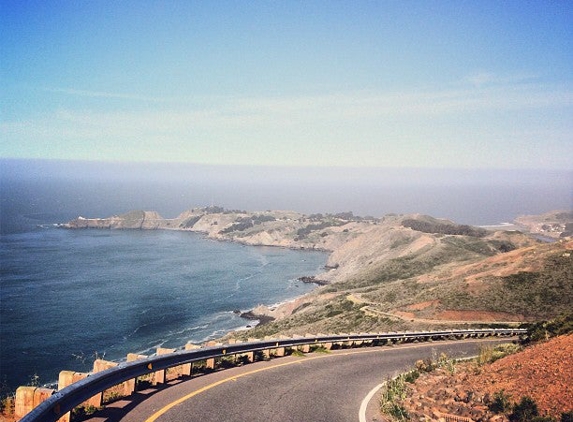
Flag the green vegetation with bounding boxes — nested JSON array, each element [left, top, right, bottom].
[[0, 378, 15, 418], [523, 312, 573, 344], [219, 217, 254, 234], [380, 353, 459, 421], [486, 392, 572, 422], [179, 215, 202, 228], [488, 389, 513, 413], [477, 343, 521, 366], [295, 220, 343, 240], [290, 349, 306, 357], [509, 396, 541, 422], [380, 374, 410, 421], [119, 210, 145, 224], [219, 214, 277, 234], [441, 253, 573, 319], [402, 218, 488, 237]]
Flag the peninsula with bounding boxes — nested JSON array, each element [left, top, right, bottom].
[[64, 208, 573, 336]]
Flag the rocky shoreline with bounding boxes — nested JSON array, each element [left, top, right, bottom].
[[238, 310, 276, 326], [62, 207, 573, 334], [297, 275, 329, 286]]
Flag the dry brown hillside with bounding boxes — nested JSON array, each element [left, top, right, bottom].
[[394, 334, 573, 421], [238, 232, 572, 339], [64, 208, 573, 337]]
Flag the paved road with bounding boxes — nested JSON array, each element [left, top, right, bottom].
[[89, 339, 509, 422]]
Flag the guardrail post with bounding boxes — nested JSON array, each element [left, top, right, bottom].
[[184, 344, 200, 375], [15, 386, 36, 420], [204, 341, 223, 369], [126, 353, 147, 394], [294, 335, 310, 353], [351, 333, 363, 346], [253, 337, 270, 359], [229, 339, 254, 363], [15, 386, 56, 420], [161, 347, 189, 381], [154, 348, 176, 384], [94, 358, 136, 403], [316, 333, 333, 350], [57, 370, 93, 422], [337, 333, 353, 347], [276, 336, 289, 357]]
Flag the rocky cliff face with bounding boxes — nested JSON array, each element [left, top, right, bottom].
[[65, 210, 166, 230], [63, 207, 542, 287]]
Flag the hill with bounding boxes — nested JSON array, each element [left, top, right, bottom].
[[394, 333, 572, 421], [64, 208, 573, 337]]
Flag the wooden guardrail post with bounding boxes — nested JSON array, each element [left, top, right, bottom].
[[126, 353, 147, 394], [56, 370, 92, 422], [153, 348, 176, 384], [204, 341, 223, 369], [93, 358, 136, 403], [276, 335, 290, 356], [294, 335, 311, 353], [184, 344, 200, 375], [316, 333, 333, 350], [14, 386, 56, 421]]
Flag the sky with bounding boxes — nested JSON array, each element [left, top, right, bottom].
[[1, 0, 572, 170]]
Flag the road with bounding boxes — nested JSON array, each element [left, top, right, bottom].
[[87, 338, 509, 422]]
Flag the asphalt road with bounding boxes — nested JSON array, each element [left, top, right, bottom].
[[89, 338, 510, 422]]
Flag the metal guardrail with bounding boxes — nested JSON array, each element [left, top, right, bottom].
[[20, 328, 526, 422]]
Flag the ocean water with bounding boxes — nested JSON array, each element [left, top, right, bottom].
[[0, 228, 326, 391], [1, 160, 571, 391]]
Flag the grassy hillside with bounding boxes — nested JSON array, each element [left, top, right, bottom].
[[65, 207, 572, 337], [235, 232, 572, 340]]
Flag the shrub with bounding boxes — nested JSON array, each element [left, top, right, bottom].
[[403, 369, 420, 383], [509, 396, 539, 422], [402, 218, 487, 237], [525, 312, 573, 343], [477, 345, 494, 366], [380, 375, 409, 421], [415, 358, 436, 372], [488, 389, 512, 413]]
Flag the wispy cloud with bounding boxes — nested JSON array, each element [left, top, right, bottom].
[[3, 80, 572, 167], [41, 87, 174, 103], [462, 71, 540, 87]]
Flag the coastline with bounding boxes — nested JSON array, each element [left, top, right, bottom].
[[59, 208, 573, 339]]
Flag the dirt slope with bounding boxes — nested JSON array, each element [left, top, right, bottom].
[[399, 335, 573, 421]]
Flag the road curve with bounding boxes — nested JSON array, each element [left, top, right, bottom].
[[88, 339, 510, 422]]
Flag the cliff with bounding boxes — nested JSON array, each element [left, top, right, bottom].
[[64, 207, 572, 335], [66, 210, 166, 230]]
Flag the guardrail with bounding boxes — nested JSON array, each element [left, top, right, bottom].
[[19, 328, 526, 422]]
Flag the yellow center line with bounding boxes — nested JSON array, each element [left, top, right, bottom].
[[145, 340, 484, 421], [145, 348, 384, 422]]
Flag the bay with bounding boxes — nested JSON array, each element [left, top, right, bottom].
[[0, 228, 326, 391]]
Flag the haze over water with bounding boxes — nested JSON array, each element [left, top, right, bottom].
[[3, 159, 572, 234]]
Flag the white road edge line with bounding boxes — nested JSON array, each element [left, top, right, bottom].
[[359, 382, 384, 422], [358, 353, 482, 422]]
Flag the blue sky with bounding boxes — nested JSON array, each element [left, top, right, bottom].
[[2, 0, 572, 169]]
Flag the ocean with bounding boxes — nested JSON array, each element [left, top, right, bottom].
[[1, 159, 571, 391], [0, 228, 326, 391]]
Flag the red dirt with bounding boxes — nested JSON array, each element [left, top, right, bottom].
[[399, 335, 573, 421], [435, 310, 526, 322]]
